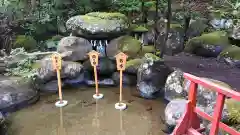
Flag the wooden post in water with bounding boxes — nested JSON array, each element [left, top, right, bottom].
[[88, 50, 104, 99], [51, 53, 68, 107], [115, 52, 128, 110]]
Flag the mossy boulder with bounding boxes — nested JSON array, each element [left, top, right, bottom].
[[66, 12, 130, 39], [57, 36, 92, 62], [218, 45, 240, 68], [126, 58, 143, 69], [170, 23, 182, 29], [124, 53, 161, 75], [225, 98, 240, 124], [131, 24, 148, 33], [137, 60, 173, 99], [142, 45, 155, 53], [13, 35, 37, 51], [143, 53, 161, 62], [125, 58, 143, 74], [164, 69, 231, 108], [185, 31, 229, 57], [106, 36, 142, 59], [219, 45, 240, 60], [83, 57, 116, 76]]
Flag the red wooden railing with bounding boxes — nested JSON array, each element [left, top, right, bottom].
[[171, 73, 240, 135]]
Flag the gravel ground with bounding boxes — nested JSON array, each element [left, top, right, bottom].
[[164, 53, 240, 91]]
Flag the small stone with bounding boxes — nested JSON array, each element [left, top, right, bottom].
[[146, 106, 152, 111], [127, 99, 134, 103]]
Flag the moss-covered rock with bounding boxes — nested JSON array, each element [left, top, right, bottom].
[[86, 12, 127, 20], [125, 58, 143, 74], [219, 45, 240, 60], [185, 31, 229, 51], [142, 45, 155, 54], [106, 36, 142, 59], [126, 58, 143, 69], [57, 36, 92, 61], [165, 69, 232, 107], [83, 57, 116, 76], [185, 31, 230, 57], [143, 53, 162, 62], [66, 12, 129, 39], [170, 23, 182, 29], [225, 98, 240, 124], [131, 24, 148, 33], [13, 35, 37, 51]]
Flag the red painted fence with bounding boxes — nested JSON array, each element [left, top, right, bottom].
[[171, 73, 240, 135]]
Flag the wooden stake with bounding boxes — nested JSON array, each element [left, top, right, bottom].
[[115, 52, 128, 110], [94, 66, 99, 96], [52, 53, 68, 107], [56, 69, 63, 103], [88, 50, 103, 100], [119, 70, 123, 103]]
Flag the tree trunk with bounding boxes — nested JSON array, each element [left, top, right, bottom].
[[31, 0, 37, 10], [160, 0, 171, 58], [154, 0, 159, 54]]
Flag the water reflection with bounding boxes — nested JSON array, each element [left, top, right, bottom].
[[58, 107, 66, 135], [119, 110, 126, 135], [8, 88, 165, 135], [92, 99, 100, 135]]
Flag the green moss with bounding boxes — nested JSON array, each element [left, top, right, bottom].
[[79, 12, 129, 30], [118, 36, 142, 58], [226, 98, 240, 124], [170, 23, 182, 29], [156, 50, 161, 55], [142, 45, 155, 53], [144, 53, 162, 61], [125, 58, 143, 69], [137, 45, 156, 58], [31, 62, 41, 69], [185, 31, 229, 52], [13, 35, 37, 51], [132, 25, 148, 32], [81, 15, 106, 23], [219, 45, 240, 60], [86, 12, 127, 20]]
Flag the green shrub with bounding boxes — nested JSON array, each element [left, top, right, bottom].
[[13, 35, 37, 51]]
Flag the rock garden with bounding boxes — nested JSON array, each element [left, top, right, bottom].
[[0, 0, 240, 134]]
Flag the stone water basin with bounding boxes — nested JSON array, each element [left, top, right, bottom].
[[8, 87, 166, 135]]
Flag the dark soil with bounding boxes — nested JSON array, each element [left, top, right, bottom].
[[164, 53, 240, 91]]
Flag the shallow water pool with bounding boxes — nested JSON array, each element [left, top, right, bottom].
[[8, 87, 166, 135]]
